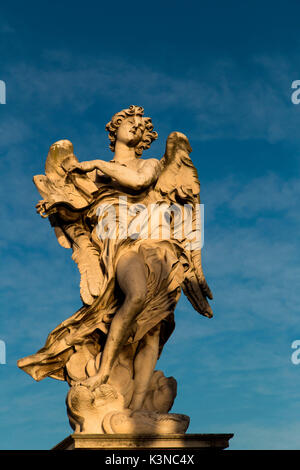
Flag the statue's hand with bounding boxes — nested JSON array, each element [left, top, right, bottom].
[[62, 160, 84, 173]]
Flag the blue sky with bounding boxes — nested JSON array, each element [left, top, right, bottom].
[[1, 0, 300, 449]]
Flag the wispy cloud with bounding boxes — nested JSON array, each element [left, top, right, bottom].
[[3, 51, 300, 143]]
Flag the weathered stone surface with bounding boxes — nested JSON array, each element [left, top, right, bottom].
[[53, 433, 234, 450]]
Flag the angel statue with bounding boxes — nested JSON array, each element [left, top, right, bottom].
[[18, 105, 213, 435]]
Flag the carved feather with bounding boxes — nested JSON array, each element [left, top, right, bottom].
[[155, 132, 200, 204], [155, 131, 213, 317], [71, 240, 103, 306]]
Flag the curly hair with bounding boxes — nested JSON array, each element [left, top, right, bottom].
[[105, 105, 158, 157]]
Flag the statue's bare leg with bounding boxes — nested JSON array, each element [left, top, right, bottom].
[[129, 324, 160, 411], [84, 250, 147, 389]]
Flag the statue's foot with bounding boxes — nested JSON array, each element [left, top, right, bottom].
[[76, 373, 109, 390]]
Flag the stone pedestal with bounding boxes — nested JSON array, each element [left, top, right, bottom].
[[52, 433, 234, 450]]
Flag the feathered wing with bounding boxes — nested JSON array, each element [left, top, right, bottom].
[[34, 140, 103, 306], [71, 235, 103, 306], [154, 131, 213, 318]]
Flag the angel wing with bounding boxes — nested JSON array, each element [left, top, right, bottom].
[[69, 229, 103, 306], [34, 139, 99, 216], [34, 139, 102, 305], [154, 131, 213, 318]]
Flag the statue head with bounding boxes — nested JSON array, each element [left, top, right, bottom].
[[105, 105, 158, 158]]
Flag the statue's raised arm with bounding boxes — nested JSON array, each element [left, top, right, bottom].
[[68, 157, 161, 191]]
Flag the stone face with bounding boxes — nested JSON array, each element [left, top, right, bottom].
[[17, 105, 214, 435]]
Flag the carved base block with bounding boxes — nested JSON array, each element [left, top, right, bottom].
[[52, 433, 234, 450]]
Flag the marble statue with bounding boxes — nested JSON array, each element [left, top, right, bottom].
[[18, 105, 213, 435]]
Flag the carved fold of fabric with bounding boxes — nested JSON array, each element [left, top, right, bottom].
[[17, 240, 182, 382]]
